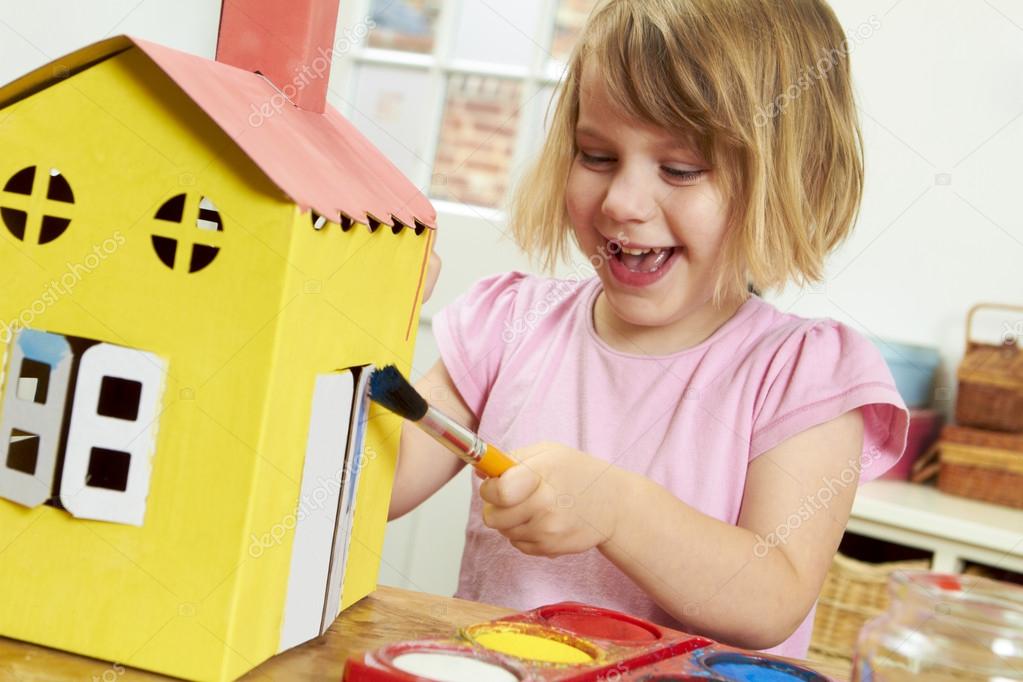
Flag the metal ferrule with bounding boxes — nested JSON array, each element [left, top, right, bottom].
[[418, 406, 486, 465]]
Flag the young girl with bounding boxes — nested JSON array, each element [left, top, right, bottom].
[[390, 0, 908, 659]]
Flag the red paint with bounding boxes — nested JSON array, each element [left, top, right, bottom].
[[216, 0, 340, 113], [132, 37, 436, 229], [538, 605, 662, 643], [933, 575, 962, 591]]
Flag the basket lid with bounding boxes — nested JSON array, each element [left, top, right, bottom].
[[958, 342, 1023, 390]]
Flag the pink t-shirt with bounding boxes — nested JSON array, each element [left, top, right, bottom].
[[432, 272, 909, 658]]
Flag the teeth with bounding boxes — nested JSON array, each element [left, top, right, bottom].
[[619, 246, 668, 255]]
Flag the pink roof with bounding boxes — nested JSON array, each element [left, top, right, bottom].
[[0, 35, 436, 230]]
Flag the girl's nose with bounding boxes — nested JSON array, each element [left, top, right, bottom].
[[601, 166, 656, 225]]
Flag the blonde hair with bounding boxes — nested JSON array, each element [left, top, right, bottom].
[[510, 0, 865, 305]]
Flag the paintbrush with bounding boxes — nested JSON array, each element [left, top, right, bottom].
[[368, 364, 516, 478]]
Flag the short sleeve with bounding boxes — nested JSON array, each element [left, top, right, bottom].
[[749, 321, 910, 483], [431, 271, 527, 420]]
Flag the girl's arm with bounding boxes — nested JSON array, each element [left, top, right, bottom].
[[387, 358, 472, 521], [480, 409, 864, 650]]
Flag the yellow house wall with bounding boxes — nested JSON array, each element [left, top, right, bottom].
[[0, 49, 298, 681], [226, 210, 432, 677]]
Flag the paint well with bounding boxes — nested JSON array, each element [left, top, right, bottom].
[[392, 652, 519, 682], [543, 610, 660, 643], [472, 630, 594, 664], [703, 653, 826, 682]]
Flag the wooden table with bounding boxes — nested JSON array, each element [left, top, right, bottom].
[[0, 586, 850, 680]]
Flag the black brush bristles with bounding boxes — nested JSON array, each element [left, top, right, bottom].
[[369, 365, 429, 421]]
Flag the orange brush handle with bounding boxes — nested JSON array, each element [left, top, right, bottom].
[[476, 444, 517, 478]]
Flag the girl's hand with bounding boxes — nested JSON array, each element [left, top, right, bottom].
[[422, 249, 441, 303], [478, 442, 626, 558]]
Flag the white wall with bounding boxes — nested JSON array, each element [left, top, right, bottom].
[[0, 1, 222, 72], [2, 0, 1020, 598]]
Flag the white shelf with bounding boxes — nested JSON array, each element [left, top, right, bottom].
[[848, 480, 1023, 574]]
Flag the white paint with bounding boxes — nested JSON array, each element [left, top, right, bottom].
[[60, 342, 167, 526], [392, 652, 519, 682], [16, 377, 37, 401], [0, 330, 73, 509], [279, 371, 354, 652], [322, 364, 374, 627]]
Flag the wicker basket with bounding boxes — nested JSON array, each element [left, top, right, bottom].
[[913, 425, 1023, 509], [808, 552, 930, 664], [956, 303, 1023, 433]]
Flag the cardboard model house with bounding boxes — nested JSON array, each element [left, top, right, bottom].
[[0, 2, 435, 680]]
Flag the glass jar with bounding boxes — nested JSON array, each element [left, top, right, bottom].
[[853, 571, 1023, 681]]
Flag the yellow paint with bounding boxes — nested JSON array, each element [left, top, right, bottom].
[[472, 630, 594, 665], [0, 43, 429, 682]]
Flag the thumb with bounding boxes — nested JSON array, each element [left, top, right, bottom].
[[480, 464, 541, 507]]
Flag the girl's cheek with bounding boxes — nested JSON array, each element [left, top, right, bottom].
[[565, 182, 588, 229]]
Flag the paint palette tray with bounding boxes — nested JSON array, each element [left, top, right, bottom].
[[343, 601, 833, 681]]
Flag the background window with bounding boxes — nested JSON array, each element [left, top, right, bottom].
[[430, 75, 523, 209], [550, 0, 599, 66], [338, 0, 594, 212], [367, 0, 443, 54], [350, 64, 435, 181]]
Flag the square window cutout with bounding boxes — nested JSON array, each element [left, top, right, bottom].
[[97, 376, 142, 421]]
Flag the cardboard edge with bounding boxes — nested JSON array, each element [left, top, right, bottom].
[[0, 35, 134, 111]]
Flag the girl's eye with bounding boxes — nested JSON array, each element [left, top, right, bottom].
[[578, 151, 705, 183], [579, 151, 613, 166], [662, 167, 704, 183]]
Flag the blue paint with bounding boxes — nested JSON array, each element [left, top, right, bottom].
[[703, 653, 825, 682], [17, 329, 69, 367]]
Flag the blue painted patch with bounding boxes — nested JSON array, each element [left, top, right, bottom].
[[703, 653, 825, 682], [16, 329, 70, 367]]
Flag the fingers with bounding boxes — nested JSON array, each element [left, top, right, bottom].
[[482, 500, 535, 531], [479, 465, 541, 507]]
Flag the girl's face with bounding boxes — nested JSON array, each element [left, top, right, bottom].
[[566, 62, 739, 342]]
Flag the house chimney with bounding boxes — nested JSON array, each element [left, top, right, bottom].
[[216, 0, 341, 114]]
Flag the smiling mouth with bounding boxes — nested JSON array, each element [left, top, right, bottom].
[[604, 237, 684, 274]]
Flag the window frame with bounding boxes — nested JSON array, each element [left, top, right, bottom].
[[334, 0, 572, 215]]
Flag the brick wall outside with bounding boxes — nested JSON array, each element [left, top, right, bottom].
[[430, 74, 522, 208], [366, 0, 599, 208]]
